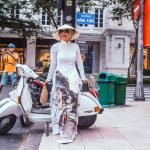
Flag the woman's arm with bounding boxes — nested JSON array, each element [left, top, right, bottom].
[[46, 45, 57, 82], [75, 44, 86, 80]]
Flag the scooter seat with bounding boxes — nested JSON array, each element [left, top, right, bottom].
[[31, 106, 50, 114], [35, 102, 50, 109]]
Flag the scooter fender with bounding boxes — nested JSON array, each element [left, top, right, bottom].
[[0, 98, 21, 118], [79, 92, 102, 117]]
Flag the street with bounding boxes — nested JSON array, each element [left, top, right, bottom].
[[0, 85, 29, 150], [0, 84, 44, 150]]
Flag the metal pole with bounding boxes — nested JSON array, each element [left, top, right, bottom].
[[62, 0, 76, 28], [134, 0, 145, 101]]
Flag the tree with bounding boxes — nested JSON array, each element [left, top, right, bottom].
[[0, 0, 39, 37], [0, 0, 106, 38], [0, 0, 41, 37], [0, 1, 80, 37]]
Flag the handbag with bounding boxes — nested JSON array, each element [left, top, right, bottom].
[[82, 82, 89, 92], [46, 81, 53, 92], [40, 85, 48, 105]]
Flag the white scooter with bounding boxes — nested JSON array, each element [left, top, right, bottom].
[[0, 63, 103, 135]]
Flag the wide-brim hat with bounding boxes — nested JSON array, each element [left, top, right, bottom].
[[52, 24, 80, 41]]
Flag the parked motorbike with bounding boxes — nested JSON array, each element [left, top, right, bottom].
[[0, 63, 103, 135]]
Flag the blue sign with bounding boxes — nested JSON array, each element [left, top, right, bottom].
[[76, 13, 95, 25]]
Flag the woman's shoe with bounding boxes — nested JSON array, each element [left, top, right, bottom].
[[52, 124, 59, 135], [56, 137, 74, 144]]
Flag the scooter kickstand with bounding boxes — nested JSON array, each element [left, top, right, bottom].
[[45, 122, 50, 136]]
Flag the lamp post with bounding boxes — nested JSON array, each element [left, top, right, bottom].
[[134, 0, 145, 101], [57, 0, 76, 28], [0, 3, 3, 16]]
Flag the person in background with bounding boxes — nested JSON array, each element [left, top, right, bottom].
[[45, 24, 88, 144], [0, 43, 19, 93]]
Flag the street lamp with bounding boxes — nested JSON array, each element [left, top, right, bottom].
[[0, 3, 4, 16], [57, 0, 76, 28]]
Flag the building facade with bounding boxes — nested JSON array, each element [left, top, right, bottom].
[[1, 2, 149, 77]]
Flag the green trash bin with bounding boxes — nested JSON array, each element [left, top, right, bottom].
[[97, 72, 116, 107], [115, 75, 127, 105]]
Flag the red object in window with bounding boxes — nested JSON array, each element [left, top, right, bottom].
[[144, 0, 150, 48], [133, 0, 140, 21]]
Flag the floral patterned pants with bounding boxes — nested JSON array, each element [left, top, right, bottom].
[[50, 71, 79, 142]]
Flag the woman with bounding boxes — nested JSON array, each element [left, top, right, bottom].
[[46, 24, 88, 144]]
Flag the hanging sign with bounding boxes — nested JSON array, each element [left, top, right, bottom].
[[76, 13, 95, 25], [133, 0, 140, 21]]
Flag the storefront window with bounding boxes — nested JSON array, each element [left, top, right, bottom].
[[143, 48, 150, 75], [78, 42, 93, 74], [36, 49, 50, 67], [130, 44, 150, 75], [144, 48, 150, 70], [36, 39, 56, 68]]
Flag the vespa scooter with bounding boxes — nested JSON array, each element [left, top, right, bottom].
[[0, 63, 103, 135]]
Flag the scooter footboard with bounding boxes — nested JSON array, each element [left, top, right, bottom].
[[0, 98, 21, 118], [79, 92, 102, 117]]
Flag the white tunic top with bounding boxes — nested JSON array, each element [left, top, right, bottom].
[[47, 40, 86, 93]]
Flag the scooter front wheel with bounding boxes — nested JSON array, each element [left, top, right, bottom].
[[20, 114, 32, 127], [0, 115, 16, 134], [78, 115, 97, 129]]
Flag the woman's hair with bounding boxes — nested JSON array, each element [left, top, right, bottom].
[[70, 29, 75, 37]]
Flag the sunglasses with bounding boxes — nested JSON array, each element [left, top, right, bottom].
[[59, 29, 70, 34]]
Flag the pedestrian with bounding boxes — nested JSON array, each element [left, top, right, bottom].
[[0, 43, 19, 93], [45, 24, 88, 144]]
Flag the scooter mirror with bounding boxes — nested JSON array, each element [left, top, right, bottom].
[[36, 61, 43, 68]]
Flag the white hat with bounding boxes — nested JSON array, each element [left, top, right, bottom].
[[52, 24, 80, 41]]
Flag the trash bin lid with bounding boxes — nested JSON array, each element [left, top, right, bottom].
[[116, 75, 127, 83], [98, 72, 116, 82]]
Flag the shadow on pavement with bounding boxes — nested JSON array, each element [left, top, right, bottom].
[[0, 84, 13, 100]]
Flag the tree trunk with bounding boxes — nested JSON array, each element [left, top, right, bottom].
[[127, 28, 138, 79]]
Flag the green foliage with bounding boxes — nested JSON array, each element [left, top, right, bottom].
[[104, 0, 133, 20], [0, 0, 136, 38], [0, 16, 40, 37], [0, 0, 106, 37], [0, 0, 61, 37], [0, 0, 41, 37]]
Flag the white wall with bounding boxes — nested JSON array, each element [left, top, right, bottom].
[[101, 33, 130, 77]]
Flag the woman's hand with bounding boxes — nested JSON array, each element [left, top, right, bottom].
[[82, 79, 88, 84], [45, 79, 49, 85]]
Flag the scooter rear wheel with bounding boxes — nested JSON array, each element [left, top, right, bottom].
[[0, 115, 16, 134], [78, 115, 97, 129]]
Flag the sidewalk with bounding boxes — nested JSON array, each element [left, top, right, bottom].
[[39, 100, 150, 150]]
